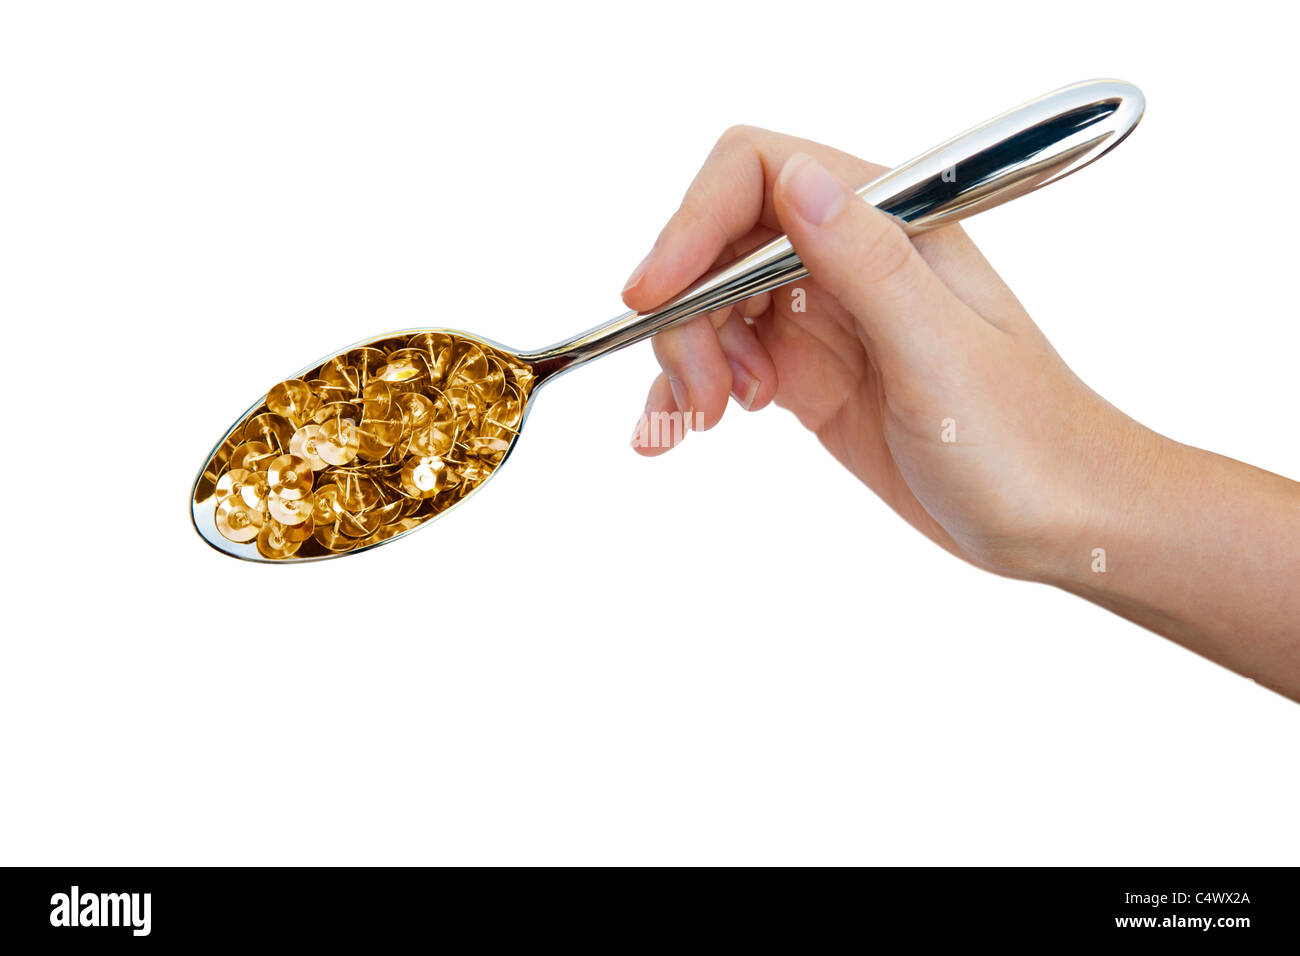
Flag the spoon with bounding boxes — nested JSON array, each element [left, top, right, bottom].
[[192, 78, 1144, 562]]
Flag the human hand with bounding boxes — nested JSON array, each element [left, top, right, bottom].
[[623, 126, 1156, 580]]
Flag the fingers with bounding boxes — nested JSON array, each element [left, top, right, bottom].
[[630, 373, 681, 458], [772, 153, 978, 368], [621, 126, 887, 313], [651, 310, 732, 431], [630, 315, 779, 458], [646, 303, 778, 425], [622, 128, 869, 453], [621, 130, 765, 312], [715, 313, 777, 411]]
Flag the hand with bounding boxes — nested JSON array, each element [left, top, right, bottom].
[[622, 126, 1153, 578], [622, 126, 1300, 699]]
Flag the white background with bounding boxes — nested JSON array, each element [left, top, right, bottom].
[[2, 1, 1297, 865]]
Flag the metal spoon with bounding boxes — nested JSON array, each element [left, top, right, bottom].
[[192, 78, 1144, 562]]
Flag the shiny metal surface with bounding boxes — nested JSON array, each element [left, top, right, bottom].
[[523, 79, 1143, 382], [195, 79, 1143, 562]]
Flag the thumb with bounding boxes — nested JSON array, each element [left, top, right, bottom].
[[773, 152, 971, 361]]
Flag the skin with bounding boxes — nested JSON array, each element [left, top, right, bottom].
[[624, 126, 1300, 701]]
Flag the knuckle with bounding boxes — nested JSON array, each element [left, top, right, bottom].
[[680, 194, 734, 248], [856, 213, 914, 288], [717, 124, 757, 148]]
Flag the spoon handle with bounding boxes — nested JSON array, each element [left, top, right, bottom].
[[523, 79, 1144, 383]]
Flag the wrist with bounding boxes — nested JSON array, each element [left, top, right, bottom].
[[1027, 405, 1174, 592]]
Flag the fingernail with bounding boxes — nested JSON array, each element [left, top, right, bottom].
[[781, 153, 845, 226], [622, 246, 655, 295], [728, 360, 761, 411], [668, 377, 691, 419]]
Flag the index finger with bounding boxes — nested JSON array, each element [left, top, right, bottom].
[[621, 126, 889, 313]]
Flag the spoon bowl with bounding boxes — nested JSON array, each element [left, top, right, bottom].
[[191, 328, 538, 562]]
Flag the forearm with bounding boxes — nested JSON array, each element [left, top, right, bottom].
[[1038, 425, 1300, 700]]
